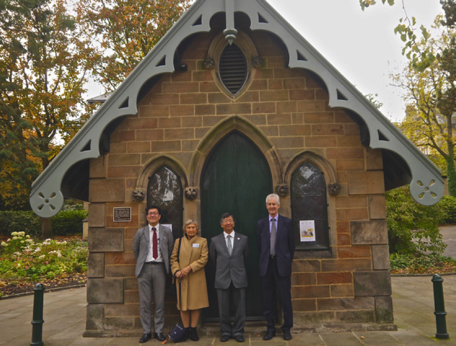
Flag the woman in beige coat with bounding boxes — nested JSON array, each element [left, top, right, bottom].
[[170, 219, 209, 341]]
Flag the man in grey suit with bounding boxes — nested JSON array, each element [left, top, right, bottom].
[[210, 212, 249, 343], [133, 206, 174, 343]]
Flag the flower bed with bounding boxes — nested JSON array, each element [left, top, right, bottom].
[[390, 253, 456, 275], [0, 232, 88, 298]]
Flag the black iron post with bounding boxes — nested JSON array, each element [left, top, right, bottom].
[[431, 274, 449, 339], [30, 283, 45, 346]]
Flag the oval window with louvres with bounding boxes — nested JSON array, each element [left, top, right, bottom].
[[219, 44, 248, 95]]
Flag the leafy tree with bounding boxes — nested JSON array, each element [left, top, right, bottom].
[[365, 93, 384, 109], [359, 0, 395, 11], [386, 186, 446, 254], [393, 7, 456, 196], [77, 0, 191, 92], [0, 0, 96, 210]]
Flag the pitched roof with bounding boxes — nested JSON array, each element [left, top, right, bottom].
[[30, 0, 443, 217]]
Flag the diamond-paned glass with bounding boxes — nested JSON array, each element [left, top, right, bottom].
[[291, 162, 329, 250], [147, 166, 182, 240]]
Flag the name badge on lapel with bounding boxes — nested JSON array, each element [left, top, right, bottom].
[[192, 244, 200, 248]]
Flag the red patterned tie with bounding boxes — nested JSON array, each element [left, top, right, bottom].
[[152, 227, 158, 259]]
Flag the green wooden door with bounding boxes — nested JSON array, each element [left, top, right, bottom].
[[201, 131, 272, 321]]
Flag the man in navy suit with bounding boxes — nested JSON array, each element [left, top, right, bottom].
[[210, 213, 249, 343], [256, 193, 295, 341]]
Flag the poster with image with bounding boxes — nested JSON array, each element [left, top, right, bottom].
[[300, 220, 316, 242]]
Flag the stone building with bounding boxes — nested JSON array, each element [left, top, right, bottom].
[[30, 0, 443, 337]]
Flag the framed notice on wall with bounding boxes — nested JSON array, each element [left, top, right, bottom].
[[299, 220, 316, 242], [113, 207, 131, 222]]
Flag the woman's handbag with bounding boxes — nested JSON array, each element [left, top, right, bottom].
[[169, 322, 186, 342]]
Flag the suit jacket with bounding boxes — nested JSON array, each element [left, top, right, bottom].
[[210, 232, 249, 289], [133, 224, 174, 277], [256, 215, 295, 278]]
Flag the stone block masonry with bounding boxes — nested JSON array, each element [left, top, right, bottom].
[[85, 28, 393, 334]]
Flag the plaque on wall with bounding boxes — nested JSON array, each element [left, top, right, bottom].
[[113, 207, 131, 222]]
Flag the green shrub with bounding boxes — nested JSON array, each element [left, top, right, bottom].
[[386, 186, 446, 254], [51, 210, 88, 236], [0, 208, 88, 237], [438, 195, 456, 224], [0, 211, 41, 237]]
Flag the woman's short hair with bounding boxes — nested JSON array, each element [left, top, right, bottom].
[[183, 219, 200, 235]]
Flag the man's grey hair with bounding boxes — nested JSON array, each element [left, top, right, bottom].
[[265, 193, 280, 204]]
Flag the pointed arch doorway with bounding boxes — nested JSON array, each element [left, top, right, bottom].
[[201, 130, 272, 321]]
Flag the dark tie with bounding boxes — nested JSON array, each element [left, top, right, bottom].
[[152, 227, 158, 259], [270, 219, 276, 256], [227, 235, 232, 255]]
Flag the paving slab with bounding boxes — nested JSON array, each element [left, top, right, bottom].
[[1, 275, 456, 345]]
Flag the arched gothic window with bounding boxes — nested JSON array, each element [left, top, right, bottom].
[[147, 166, 183, 240], [291, 162, 329, 251]]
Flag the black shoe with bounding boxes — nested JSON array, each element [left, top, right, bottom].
[[179, 328, 189, 342], [153, 332, 166, 341], [220, 334, 231, 342], [283, 330, 292, 340], [234, 335, 244, 342], [139, 333, 152, 343], [263, 330, 276, 340], [189, 327, 199, 341]]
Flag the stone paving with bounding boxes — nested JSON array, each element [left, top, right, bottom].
[[1, 275, 456, 345]]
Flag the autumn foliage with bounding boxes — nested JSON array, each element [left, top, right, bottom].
[[0, 0, 97, 209], [0, 0, 190, 210], [77, 0, 191, 91]]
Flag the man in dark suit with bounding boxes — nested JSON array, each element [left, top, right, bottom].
[[256, 193, 295, 341], [133, 206, 174, 343], [210, 212, 249, 343]]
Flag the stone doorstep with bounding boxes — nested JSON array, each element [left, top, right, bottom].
[[83, 329, 143, 337], [205, 322, 397, 334], [291, 323, 397, 333], [83, 323, 397, 338]]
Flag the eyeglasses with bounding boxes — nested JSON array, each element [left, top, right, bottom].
[[147, 212, 159, 216]]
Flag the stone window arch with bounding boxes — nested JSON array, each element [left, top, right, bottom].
[[133, 155, 188, 238], [147, 166, 183, 240], [285, 151, 337, 255], [291, 162, 329, 251]]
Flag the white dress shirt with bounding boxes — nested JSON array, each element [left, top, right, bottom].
[[146, 224, 163, 262], [224, 230, 235, 253]]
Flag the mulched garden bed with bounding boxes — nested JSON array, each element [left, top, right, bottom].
[[0, 273, 87, 298]]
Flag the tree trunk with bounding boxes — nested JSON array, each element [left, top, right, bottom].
[[41, 217, 53, 239], [446, 156, 456, 197]]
